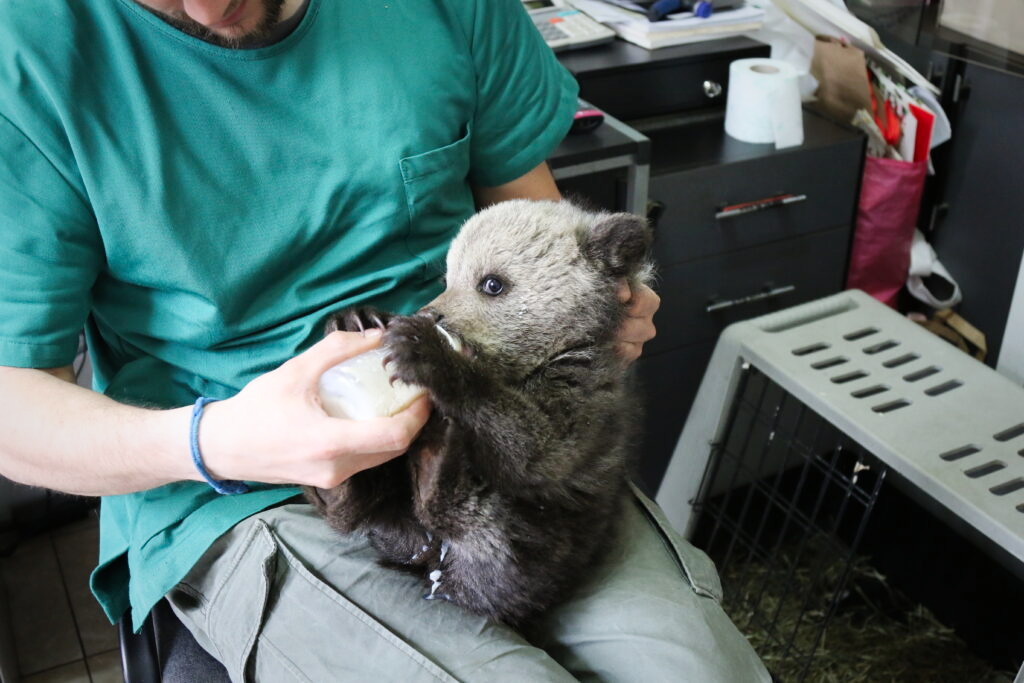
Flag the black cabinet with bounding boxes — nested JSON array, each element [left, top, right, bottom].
[[646, 125, 863, 266], [633, 341, 716, 492], [558, 37, 769, 118], [557, 41, 865, 492], [646, 226, 852, 354], [927, 62, 1024, 366]]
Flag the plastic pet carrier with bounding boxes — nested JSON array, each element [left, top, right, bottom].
[[655, 289, 1024, 681]]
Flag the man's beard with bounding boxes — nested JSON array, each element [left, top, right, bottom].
[[141, 0, 287, 49]]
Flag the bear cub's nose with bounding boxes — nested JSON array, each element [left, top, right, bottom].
[[419, 308, 444, 323]]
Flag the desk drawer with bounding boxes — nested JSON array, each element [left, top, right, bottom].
[[646, 227, 850, 355], [579, 60, 735, 121], [564, 38, 768, 121], [634, 341, 717, 492], [648, 142, 862, 266]]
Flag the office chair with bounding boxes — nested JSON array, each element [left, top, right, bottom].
[[119, 599, 230, 683]]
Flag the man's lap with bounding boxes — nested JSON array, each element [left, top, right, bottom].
[[167, 488, 770, 682]]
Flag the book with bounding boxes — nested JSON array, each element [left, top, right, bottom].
[[615, 17, 765, 49], [568, 0, 765, 49]]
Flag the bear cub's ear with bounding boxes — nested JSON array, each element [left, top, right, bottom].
[[582, 213, 651, 278]]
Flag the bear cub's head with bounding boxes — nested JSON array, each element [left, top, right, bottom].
[[422, 200, 653, 378]]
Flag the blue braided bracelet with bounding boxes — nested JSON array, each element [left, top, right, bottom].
[[190, 396, 250, 495]]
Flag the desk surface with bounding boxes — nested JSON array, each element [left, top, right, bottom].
[[549, 106, 650, 170], [639, 109, 864, 174], [557, 36, 768, 78]]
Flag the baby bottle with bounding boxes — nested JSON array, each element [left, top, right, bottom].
[[318, 325, 461, 420]]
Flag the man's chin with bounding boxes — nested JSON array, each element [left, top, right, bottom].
[[136, 0, 285, 49], [206, 22, 268, 48]]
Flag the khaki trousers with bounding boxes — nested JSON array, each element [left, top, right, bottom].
[[168, 487, 770, 682]]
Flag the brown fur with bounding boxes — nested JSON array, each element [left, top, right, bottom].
[[305, 200, 653, 625]]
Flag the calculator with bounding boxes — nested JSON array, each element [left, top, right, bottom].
[[522, 0, 616, 52]]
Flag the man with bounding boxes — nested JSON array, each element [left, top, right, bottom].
[[0, 0, 769, 679]]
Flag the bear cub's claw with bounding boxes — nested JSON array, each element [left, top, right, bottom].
[[383, 315, 454, 391], [325, 306, 392, 335]]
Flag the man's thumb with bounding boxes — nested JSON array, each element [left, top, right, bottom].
[[298, 329, 384, 377]]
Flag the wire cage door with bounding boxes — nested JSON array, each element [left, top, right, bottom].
[[689, 362, 887, 680]]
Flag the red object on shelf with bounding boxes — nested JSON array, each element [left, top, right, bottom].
[[908, 102, 935, 163], [868, 78, 902, 146]]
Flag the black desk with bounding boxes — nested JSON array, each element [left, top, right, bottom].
[[559, 37, 768, 120], [552, 38, 867, 494], [549, 103, 650, 216]]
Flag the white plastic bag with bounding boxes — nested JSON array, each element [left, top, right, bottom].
[[906, 229, 963, 309]]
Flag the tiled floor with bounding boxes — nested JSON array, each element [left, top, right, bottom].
[[0, 512, 123, 682]]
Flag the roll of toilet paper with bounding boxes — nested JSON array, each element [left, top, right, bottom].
[[724, 58, 804, 150]]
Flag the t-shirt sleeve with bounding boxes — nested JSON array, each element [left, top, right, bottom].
[[462, 0, 580, 188], [0, 112, 101, 368]]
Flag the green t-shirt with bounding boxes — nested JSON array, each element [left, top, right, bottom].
[[0, 0, 578, 630]]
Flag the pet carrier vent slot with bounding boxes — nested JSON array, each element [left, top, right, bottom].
[[940, 445, 980, 461], [872, 399, 911, 414], [851, 385, 888, 399], [864, 340, 899, 354], [811, 356, 848, 370], [793, 343, 830, 356], [831, 371, 868, 384], [990, 478, 1024, 496], [843, 327, 879, 341], [882, 353, 919, 368], [1017, 504, 1024, 513], [965, 461, 1007, 478], [904, 366, 941, 382], [924, 380, 963, 397], [993, 423, 1024, 442]]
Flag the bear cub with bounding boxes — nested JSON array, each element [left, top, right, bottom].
[[306, 199, 653, 625]]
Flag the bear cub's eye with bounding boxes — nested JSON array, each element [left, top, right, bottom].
[[478, 275, 505, 297]]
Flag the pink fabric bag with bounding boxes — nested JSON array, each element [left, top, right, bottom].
[[846, 156, 928, 307]]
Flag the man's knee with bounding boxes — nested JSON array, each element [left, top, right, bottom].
[[529, 488, 772, 682]]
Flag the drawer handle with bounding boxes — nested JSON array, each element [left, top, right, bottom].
[[714, 193, 807, 220], [706, 285, 796, 313], [703, 80, 723, 98]]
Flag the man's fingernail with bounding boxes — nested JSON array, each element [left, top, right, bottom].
[[364, 328, 383, 338]]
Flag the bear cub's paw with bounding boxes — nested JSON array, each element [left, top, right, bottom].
[[383, 315, 462, 397]]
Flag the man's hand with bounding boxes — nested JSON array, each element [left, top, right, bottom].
[[471, 164, 658, 363], [198, 329, 431, 489], [615, 280, 659, 363]]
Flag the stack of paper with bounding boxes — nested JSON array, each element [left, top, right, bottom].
[[772, 0, 938, 93], [568, 0, 765, 50]]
